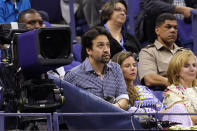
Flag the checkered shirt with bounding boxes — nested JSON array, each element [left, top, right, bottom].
[[64, 58, 129, 101], [173, 0, 186, 20]]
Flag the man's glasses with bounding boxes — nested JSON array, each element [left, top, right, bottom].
[[114, 7, 127, 14]]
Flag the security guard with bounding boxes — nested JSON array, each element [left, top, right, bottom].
[[138, 13, 185, 91]]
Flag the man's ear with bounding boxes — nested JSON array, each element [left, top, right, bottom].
[[155, 26, 159, 36], [86, 48, 91, 56]]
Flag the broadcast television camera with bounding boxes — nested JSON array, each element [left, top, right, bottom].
[[0, 23, 73, 113]]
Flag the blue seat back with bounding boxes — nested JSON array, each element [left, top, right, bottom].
[[63, 61, 80, 71], [126, 0, 141, 34], [152, 91, 163, 103], [43, 21, 52, 27], [63, 43, 82, 71], [177, 19, 193, 50], [30, 0, 63, 23], [191, 9, 197, 56], [73, 43, 82, 62], [177, 9, 197, 56]]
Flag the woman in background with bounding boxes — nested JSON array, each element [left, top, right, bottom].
[[112, 51, 164, 113], [99, 0, 140, 58], [162, 50, 197, 127]]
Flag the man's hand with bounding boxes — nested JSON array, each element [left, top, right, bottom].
[[113, 98, 128, 110], [175, 6, 193, 18], [182, 6, 193, 18]]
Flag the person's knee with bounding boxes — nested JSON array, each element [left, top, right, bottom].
[[81, 0, 96, 5]]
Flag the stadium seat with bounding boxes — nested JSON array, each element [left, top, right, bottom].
[[75, 19, 89, 36], [126, 0, 141, 34], [43, 21, 52, 27], [191, 9, 197, 56], [177, 19, 193, 50], [133, 0, 141, 20], [153, 91, 164, 103], [30, 0, 63, 23], [177, 9, 197, 56], [73, 43, 82, 62], [63, 43, 82, 71], [64, 61, 80, 71]]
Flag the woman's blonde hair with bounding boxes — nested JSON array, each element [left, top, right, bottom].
[[167, 50, 197, 86], [112, 51, 138, 106]]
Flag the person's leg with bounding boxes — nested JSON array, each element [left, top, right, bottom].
[[80, 0, 104, 27], [60, 0, 79, 24], [162, 104, 193, 128]]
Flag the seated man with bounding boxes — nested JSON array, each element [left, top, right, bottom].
[[18, 8, 65, 79], [138, 13, 185, 91], [64, 26, 129, 110], [18, 8, 45, 30], [0, 0, 31, 24]]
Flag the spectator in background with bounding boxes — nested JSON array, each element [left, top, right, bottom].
[[60, 0, 104, 28], [95, 0, 140, 59], [64, 26, 129, 110], [18, 8, 44, 30], [138, 13, 184, 91], [0, 0, 31, 24], [112, 51, 165, 113], [162, 50, 197, 128], [135, 0, 197, 44]]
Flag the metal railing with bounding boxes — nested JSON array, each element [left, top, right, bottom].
[[0, 112, 52, 131], [0, 112, 197, 130], [52, 112, 197, 131]]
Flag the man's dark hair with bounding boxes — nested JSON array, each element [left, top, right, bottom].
[[81, 26, 111, 61], [100, 0, 127, 24], [155, 13, 177, 27], [18, 8, 40, 23]]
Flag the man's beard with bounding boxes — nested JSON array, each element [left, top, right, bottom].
[[100, 53, 110, 64]]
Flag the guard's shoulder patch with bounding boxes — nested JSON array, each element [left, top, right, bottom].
[[181, 47, 190, 50], [144, 44, 155, 49], [176, 47, 190, 52]]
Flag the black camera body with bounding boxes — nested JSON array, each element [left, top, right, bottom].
[[0, 23, 73, 113]]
